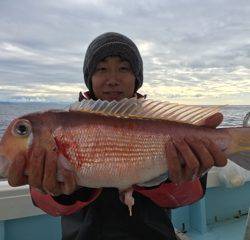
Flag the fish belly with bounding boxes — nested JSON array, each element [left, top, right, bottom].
[[53, 124, 168, 189]]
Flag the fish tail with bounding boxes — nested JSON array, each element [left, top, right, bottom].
[[226, 127, 250, 170]]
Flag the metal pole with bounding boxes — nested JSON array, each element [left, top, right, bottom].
[[244, 208, 250, 240]]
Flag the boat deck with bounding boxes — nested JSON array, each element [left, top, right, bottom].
[[186, 216, 247, 240], [171, 174, 250, 240]]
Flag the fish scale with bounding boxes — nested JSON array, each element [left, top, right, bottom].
[[53, 123, 167, 189]]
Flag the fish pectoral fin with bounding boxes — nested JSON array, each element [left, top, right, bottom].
[[137, 172, 169, 187], [229, 151, 250, 171], [56, 154, 75, 183]]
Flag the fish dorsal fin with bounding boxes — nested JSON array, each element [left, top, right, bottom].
[[69, 98, 221, 126]]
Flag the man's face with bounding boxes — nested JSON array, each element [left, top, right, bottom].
[[91, 56, 136, 101]]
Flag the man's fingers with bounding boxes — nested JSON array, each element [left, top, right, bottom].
[[60, 170, 77, 195], [43, 149, 61, 195], [173, 139, 199, 181], [202, 112, 223, 128], [165, 139, 182, 183], [28, 148, 46, 189], [185, 137, 214, 176], [202, 139, 227, 167], [8, 154, 28, 186]]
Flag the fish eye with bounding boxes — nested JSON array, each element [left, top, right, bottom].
[[12, 119, 31, 137]]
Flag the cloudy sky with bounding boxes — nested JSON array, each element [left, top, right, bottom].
[[0, 0, 249, 105]]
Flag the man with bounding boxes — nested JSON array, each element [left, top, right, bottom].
[[8, 32, 227, 240]]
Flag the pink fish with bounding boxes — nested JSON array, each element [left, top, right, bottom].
[[0, 99, 249, 214]]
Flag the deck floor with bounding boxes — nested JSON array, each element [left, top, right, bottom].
[[185, 216, 247, 240]]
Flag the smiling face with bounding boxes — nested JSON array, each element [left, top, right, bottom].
[[91, 56, 136, 101]]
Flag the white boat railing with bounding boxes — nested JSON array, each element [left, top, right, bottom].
[[0, 181, 44, 220]]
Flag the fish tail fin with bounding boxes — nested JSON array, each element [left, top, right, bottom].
[[227, 127, 250, 170]]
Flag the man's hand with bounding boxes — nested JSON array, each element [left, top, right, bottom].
[[166, 113, 228, 183], [7, 137, 77, 196]]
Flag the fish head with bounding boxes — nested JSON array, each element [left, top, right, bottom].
[[0, 118, 33, 177]]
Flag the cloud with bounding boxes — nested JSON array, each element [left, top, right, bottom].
[[0, 0, 249, 104]]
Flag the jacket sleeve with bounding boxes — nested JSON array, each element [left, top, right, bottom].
[[30, 187, 102, 216], [134, 174, 207, 209]]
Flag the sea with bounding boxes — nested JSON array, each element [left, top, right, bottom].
[[0, 102, 68, 137], [0, 102, 249, 138]]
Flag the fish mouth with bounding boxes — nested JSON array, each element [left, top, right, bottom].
[[0, 154, 9, 178]]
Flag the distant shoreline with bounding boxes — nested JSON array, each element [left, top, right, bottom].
[[0, 101, 249, 107], [0, 101, 70, 105]]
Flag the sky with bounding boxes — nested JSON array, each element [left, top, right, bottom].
[[0, 0, 249, 105]]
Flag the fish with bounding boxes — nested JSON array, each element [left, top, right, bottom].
[[0, 98, 249, 215]]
